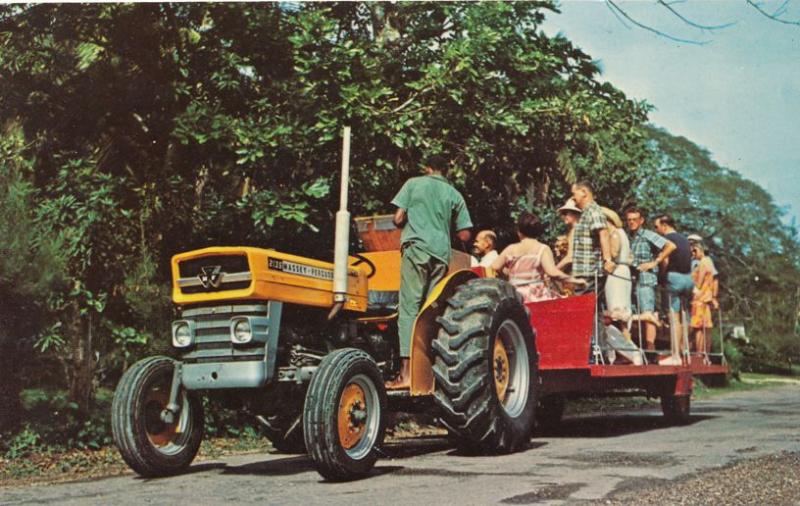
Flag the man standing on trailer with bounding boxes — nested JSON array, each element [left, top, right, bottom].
[[654, 214, 694, 365], [570, 180, 614, 293], [388, 154, 473, 389], [625, 206, 676, 351]]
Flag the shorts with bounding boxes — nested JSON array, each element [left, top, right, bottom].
[[665, 271, 694, 313], [634, 283, 656, 313]]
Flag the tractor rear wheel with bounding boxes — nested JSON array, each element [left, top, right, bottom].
[[303, 348, 387, 481], [111, 356, 204, 477], [432, 278, 538, 454]]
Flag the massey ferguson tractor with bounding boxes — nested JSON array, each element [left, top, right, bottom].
[[111, 128, 537, 481], [111, 129, 726, 481]]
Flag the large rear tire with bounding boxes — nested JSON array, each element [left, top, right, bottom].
[[432, 278, 538, 453], [111, 356, 204, 477], [303, 348, 387, 481]]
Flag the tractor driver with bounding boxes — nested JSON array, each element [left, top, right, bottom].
[[387, 154, 473, 389]]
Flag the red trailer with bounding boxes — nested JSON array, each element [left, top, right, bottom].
[[528, 293, 728, 425]]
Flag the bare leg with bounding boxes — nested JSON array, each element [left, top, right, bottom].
[[672, 311, 683, 357], [644, 321, 656, 351], [386, 358, 411, 390], [694, 328, 705, 354], [658, 311, 684, 366]]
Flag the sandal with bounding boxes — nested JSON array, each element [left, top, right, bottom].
[[658, 355, 682, 366]]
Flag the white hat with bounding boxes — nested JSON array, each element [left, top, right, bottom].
[[687, 233, 703, 243], [601, 207, 623, 228], [558, 198, 581, 214]]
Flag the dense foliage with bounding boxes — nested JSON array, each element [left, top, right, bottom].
[[636, 126, 800, 366], [1, 2, 797, 444]]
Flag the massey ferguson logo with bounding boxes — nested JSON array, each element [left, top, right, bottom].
[[198, 265, 223, 289]]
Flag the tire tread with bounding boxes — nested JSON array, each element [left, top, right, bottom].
[[431, 278, 538, 454]]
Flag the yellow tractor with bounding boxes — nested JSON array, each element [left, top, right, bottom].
[[111, 129, 538, 481]]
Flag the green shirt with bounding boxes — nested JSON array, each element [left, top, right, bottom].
[[391, 174, 472, 263]]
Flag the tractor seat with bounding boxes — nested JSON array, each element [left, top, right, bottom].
[[367, 290, 399, 315]]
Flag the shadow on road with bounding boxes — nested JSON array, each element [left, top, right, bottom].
[[444, 441, 548, 457], [222, 455, 315, 476], [137, 462, 227, 481], [178, 413, 717, 479], [211, 436, 452, 479], [536, 413, 715, 438]]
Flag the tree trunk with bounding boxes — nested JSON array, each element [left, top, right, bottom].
[[0, 342, 23, 432], [794, 287, 800, 335], [66, 304, 94, 418]]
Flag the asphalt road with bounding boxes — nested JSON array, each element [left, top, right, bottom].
[[3, 384, 799, 506]]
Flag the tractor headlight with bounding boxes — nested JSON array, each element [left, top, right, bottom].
[[231, 318, 252, 344], [172, 321, 194, 348]]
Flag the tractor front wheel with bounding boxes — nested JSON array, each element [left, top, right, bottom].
[[432, 278, 538, 454], [303, 348, 387, 481], [111, 356, 204, 477]]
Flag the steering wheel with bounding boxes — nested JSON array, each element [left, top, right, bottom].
[[351, 253, 377, 279]]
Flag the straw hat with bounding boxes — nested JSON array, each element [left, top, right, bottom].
[[601, 207, 623, 228], [557, 198, 581, 214]]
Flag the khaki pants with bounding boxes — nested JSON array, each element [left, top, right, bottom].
[[398, 243, 448, 357]]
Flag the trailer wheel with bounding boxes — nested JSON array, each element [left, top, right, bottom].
[[261, 412, 305, 454], [661, 394, 691, 425], [303, 348, 387, 481], [432, 278, 538, 454], [111, 356, 203, 477], [535, 395, 566, 431]]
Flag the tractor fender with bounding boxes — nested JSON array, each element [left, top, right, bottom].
[[409, 269, 479, 395]]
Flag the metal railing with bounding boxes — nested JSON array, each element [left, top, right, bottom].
[[592, 270, 726, 367]]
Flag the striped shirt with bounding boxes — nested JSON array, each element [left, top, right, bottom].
[[629, 228, 668, 287], [571, 201, 607, 277]]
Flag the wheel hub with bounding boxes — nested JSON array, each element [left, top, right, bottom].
[[144, 388, 181, 447], [494, 337, 510, 401], [338, 383, 368, 450]]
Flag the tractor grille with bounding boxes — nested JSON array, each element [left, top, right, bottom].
[[176, 254, 252, 294], [179, 304, 268, 363]]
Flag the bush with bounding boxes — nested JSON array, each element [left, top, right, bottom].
[[737, 338, 796, 376], [202, 396, 260, 439], [4, 425, 44, 459], [725, 342, 743, 379], [7, 388, 113, 453]]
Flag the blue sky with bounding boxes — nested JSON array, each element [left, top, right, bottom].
[[542, 0, 800, 225]]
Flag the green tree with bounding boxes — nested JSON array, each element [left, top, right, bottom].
[[0, 123, 67, 431]]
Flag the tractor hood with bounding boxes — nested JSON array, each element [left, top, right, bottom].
[[171, 246, 368, 311]]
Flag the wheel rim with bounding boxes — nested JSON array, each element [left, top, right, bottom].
[[143, 377, 193, 455], [493, 337, 510, 402], [494, 320, 530, 418], [337, 374, 380, 460]]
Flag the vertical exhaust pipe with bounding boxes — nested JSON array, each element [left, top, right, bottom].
[[329, 126, 351, 319]]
